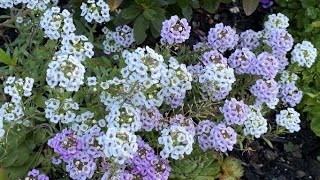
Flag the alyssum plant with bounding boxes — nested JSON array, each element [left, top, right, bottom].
[[0, 0, 317, 179]]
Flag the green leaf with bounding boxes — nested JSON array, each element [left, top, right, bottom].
[[311, 114, 320, 136], [177, 0, 189, 8], [311, 20, 320, 28], [201, 0, 220, 13], [182, 5, 192, 21], [133, 14, 149, 44], [0, 48, 14, 66], [262, 136, 274, 149], [243, 0, 259, 16], [121, 4, 143, 19], [143, 9, 157, 20], [34, 95, 47, 108], [301, 0, 319, 8]]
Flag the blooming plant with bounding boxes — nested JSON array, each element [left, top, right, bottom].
[[0, 0, 317, 179]]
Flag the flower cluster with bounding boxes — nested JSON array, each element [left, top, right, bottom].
[[250, 79, 279, 109], [228, 48, 256, 74], [264, 13, 289, 31], [4, 76, 34, 103], [202, 50, 228, 66], [158, 125, 194, 159], [59, 33, 94, 61], [46, 54, 85, 91], [276, 108, 301, 133], [160, 15, 191, 45], [45, 98, 80, 123], [25, 169, 49, 180], [127, 139, 171, 179], [196, 121, 237, 152], [239, 30, 260, 50], [207, 23, 239, 52], [264, 29, 294, 54], [291, 41, 318, 68], [0, 0, 56, 10], [140, 107, 163, 132], [162, 57, 193, 108], [40, 7, 76, 40], [243, 106, 268, 138], [198, 63, 236, 101], [98, 127, 138, 164], [252, 52, 279, 79], [80, 0, 111, 23], [105, 103, 141, 132], [221, 98, 249, 125]]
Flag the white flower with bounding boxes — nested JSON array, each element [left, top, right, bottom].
[[243, 106, 268, 138], [264, 13, 289, 31], [276, 108, 301, 133], [80, 0, 110, 23], [291, 41, 317, 68]]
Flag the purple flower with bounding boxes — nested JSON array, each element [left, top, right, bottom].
[[264, 29, 294, 54], [260, 0, 273, 8], [252, 52, 279, 79], [207, 23, 239, 52], [114, 25, 135, 48], [228, 48, 256, 74], [47, 129, 84, 162], [209, 123, 237, 152], [239, 30, 260, 50], [140, 107, 163, 132], [196, 120, 215, 151], [26, 169, 49, 180], [160, 15, 191, 45], [127, 139, 171, 180], [202, 50, 228, 66], [221, 98, 249, 125], [65, 151, 96, 180], [279, 83, 303, 107], [250, 79, 279, 104]]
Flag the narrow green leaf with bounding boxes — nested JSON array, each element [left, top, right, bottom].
[[243, 0, 259, 16], [0, 48, 13, 65]]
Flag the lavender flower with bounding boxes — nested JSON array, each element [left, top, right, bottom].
[[47, 129, 84, 162], [221, 98, 249, 125], [207, 23, 239, 52], [26, 169, 49, 180], [210, 123, 237, 152], [228, 48, 256, 74], [140, 107, 163, 132], [114, 25, 135, 48], [239, 30, 260, 50], [65, 151, 96, 180], [250, 79, 279, 106], [160, 15, 191, 45], [196, 120, 215, 151], [202, 50, 228, 66], [264, 29, 293, 54], [260, 0, 273, 8], [127, 139, 171, 180], [279, 83, 303, 107], [252, 52, 279, 79]]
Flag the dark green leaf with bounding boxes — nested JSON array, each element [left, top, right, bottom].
[[133, 14, 149, 44], [121, 4, 143, 19], [107, 0, 123, 11], [182, 5, 192, 21], [177, 0, 189, 8], [243, 0, 259, 16], [201, 0, 220, 13], [143, 8, 157, 20]]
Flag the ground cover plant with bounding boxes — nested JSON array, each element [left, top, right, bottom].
[[0, 0, 319, 179]]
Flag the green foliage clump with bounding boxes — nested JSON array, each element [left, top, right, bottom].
[[276, 0, 320, 136]]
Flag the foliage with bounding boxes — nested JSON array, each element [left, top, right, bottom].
[[276, 0, 320, 136]]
